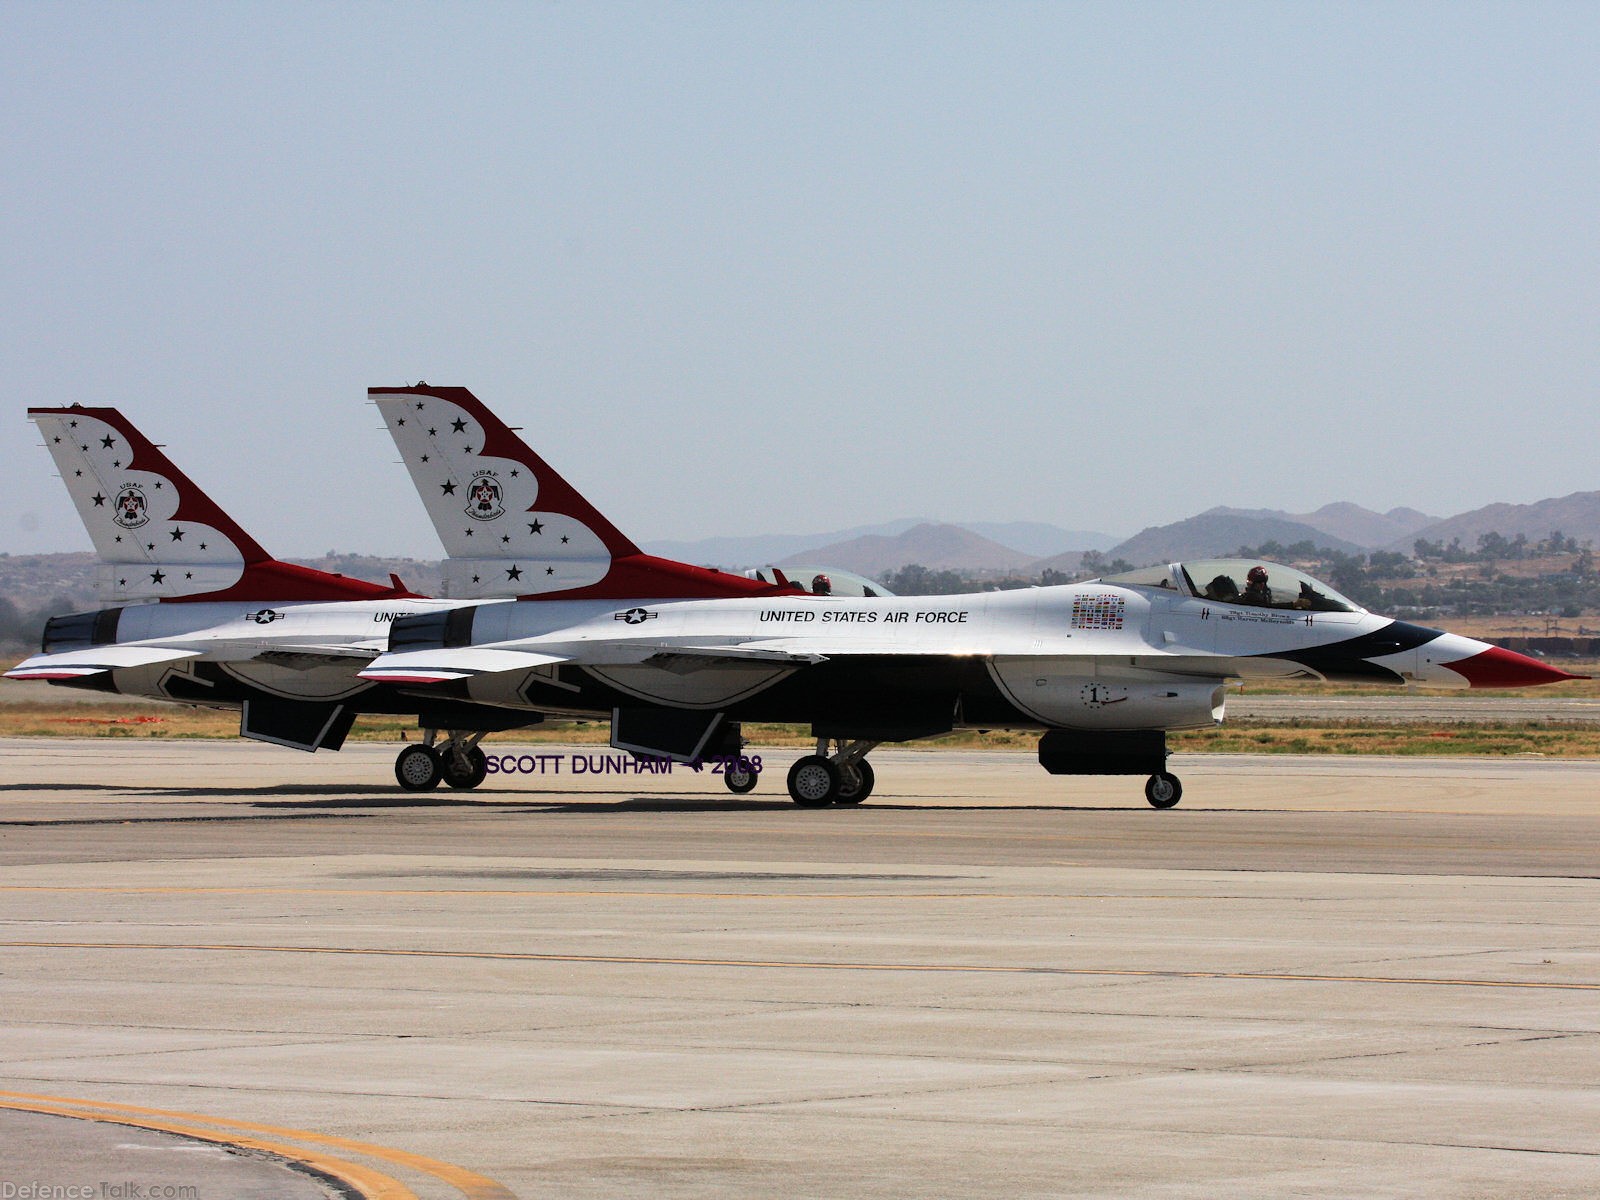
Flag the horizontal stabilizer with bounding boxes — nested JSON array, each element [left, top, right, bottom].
[[357, 647, 570, 685], [5, 646, 201, 681]]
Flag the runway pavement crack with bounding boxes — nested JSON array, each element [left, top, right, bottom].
[[1463, 1031, 1588, 1049], [0, 1035, 406, 1067], [0, 1071, 660, 1112], [644, 1100, 1600, 1161]]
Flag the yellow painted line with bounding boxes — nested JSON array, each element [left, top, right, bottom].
[[0, 1095, 415, 1199], [0, 1090, 516, 1200], [3, 939, 1595, 992]]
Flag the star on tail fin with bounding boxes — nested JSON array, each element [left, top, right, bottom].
[[30, 406, 411, 603], [371, 384, 792, 601]]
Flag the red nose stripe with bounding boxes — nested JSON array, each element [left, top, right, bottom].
[[1445, 645, 1589, 688]]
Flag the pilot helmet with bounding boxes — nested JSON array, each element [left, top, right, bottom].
[[1247, 566, 1269, 584], [811, 573, 832, 595]]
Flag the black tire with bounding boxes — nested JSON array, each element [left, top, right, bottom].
[[723, 760, 759, 794], [1145, 772, 1182, 809], [833, 759, 875, 805], [786, 755, 840, 807], [441, 746, 488, 790], [395, 745, 442, 792]]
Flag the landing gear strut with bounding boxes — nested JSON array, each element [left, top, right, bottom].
[[786, 738, 879, 807], [394, 729, 488, 792]]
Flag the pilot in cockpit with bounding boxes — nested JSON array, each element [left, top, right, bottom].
[[1241, 566, 1273, 606]]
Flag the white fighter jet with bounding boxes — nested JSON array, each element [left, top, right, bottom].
[[3, 405, 506, 773], [5, 404, 794, 787], [361, 385, 1585, 808]]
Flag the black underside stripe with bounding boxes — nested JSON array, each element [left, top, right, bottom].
[[1254, 620, 1445, 684]]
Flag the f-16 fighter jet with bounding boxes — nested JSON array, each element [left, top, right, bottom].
[[5, 406, 538, 783], [6, 404, 793, 789], [362, 385, 1584, 808]]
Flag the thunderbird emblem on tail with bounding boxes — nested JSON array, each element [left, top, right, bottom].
[[113, 485, 149, 529]]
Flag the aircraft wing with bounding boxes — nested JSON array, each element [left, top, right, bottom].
[[357, 647, 573, 684], [4, 646, 202, 681], [626, 643, 826, 674], [726, 637, 988, 658], [358, 639, 827, 685], [252, 642, 385, 660]]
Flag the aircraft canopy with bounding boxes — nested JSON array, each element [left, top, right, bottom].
[[1102, 559, 1363, 614], [746, 566, 895, 598]]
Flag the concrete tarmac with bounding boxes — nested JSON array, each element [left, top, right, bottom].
[[1, 739, 1598, 1198]]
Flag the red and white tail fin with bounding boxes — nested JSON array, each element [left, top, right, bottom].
[[30, 406, 410, 604], [370, 385, 791, 601]]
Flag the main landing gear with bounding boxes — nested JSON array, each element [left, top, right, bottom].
[[394, 730, 489, 792], [786, 738, 879, 807]]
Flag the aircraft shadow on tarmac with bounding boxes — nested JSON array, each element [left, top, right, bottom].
[[250, 794, 803, 813], [246, 794, 1187, 815], [0, 781, 1220, 814]]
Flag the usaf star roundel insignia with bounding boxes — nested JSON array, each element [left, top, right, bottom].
[[614, 607, 657, 625], [464, 471, 505, 521], [112, 484, 150, 529]]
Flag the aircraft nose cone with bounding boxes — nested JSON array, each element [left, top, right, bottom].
[[1445, 644, 1589, 688]]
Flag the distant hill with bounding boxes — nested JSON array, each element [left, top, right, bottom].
[[1029, 549, 1089, 576], [0, 553, 442, 612], [1109, 514, 1365, 566], [644, 519, 926, 569], [1211, 503, 1437, 550], [1392, 491, 1600, 553], [962, 522, 1116, 556], [0, 552, 99, 613], [646, 518, 1114, 567], [777, 522, 1039, 576]]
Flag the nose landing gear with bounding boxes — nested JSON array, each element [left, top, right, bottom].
[[394, 729, 489, 792], [722, 757, 760, 794], [786, 738, 879, 807], [1144, 772, 1182, 809]]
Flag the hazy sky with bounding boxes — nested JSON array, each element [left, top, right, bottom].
[[3, 2, 1596, 559]]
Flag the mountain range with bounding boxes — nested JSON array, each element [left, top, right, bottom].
[[646, 519, 1117, 568], [642, 493, 1600, 579], [1377, 492, 1600, 553]]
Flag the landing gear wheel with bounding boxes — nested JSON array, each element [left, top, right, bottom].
[[787, 755, 840, 807], [441, 746, 488, 790], [723, 760, 759, 795], [1145, 772, 1182, 809], [395, 745, 442, 792], [833, 759, 875, 805]]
